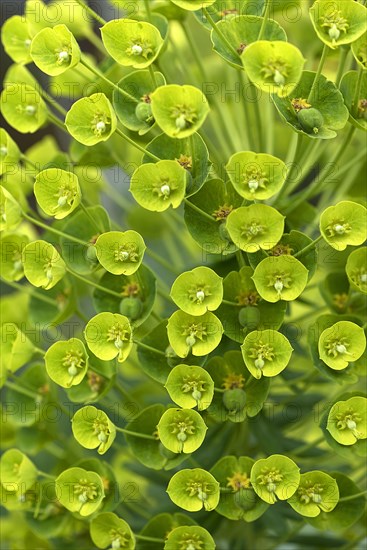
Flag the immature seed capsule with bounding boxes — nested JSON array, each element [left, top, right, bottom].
[[336, 344, 347, 354], [95, 121, 106, 134], [192, 389, 202, 402], [346, 419, 357, 430], [274, 280, 283, 295], [98, 432, 108, 443], [273, 70, 285, 86], [1, 146, 8, 156], [329, 24, 340, 41], [298, 108, 324, 134], [68, 365, 78, 377], [119, 297, 143, 320], [248, 180, 259, 193], [160, 184, 171, 197], [334, 224, 345, 234], [186, 335, 196, 348], [255, 357, 265, 370], [176, 114, 187, 130], [25, 105, 36, 116], [196, 290, 205, 303], [131, 44, 143, 55], [58, 195, 68, 207], [78, 493, 88, 503], [135, 101, 153, 123], [223, 388, 247, 413], [58, 50, 70, 63], [111, 539, 121, 550]]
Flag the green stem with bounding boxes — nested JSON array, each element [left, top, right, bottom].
[[48, 112, 67, 133], [258, 0, 271, 40], [115, 426, 156, 440], [84, 29, 107, 55], [80, 57, 139, 104], [308, 44, 329, 103], [75, 308, 89, 324], [202, 8, 239, 58], [22, 212, 88, 247], [37, 470, 56, 480], [79, 202, 104, 233], [134, 535, 165, 543], [145, 247, 180, 275], [2, 279, 58, 307], [184, 199, 215, 222], [74, 0, 107, 25], [293, 235, 323, 259], [115, 127, 160, 162], [38, 87, 67, 116], [291, 435, 324, 456], [335, 46, 349, 86], [133, 340, 166, 357], [4, 380, 40, 399], [20, 154, 38, 170], [65, 267, 124, 298], [338, 490, 367, 503], [143, 0, 153, 23], [148, 64, 158, 88]]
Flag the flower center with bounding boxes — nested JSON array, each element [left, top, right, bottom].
[[227, 472, 251, 491], [267, 272, 292, 297], [222, 373, 245, 390], [107, 323, 130, 352], [170, 414, 195, 450], [114, 245, 139, 263], [320, 9, 349, 43], [181, 373, 206, 403], [62, 349, 85, 378], [182, 323, 208, 347], [336, 409, 362, 440], [241, 221, 265, 239], [298, 481, 324, 506], [186, 480, 211, 502], [188, 285, 211, 304], [92, 113, 111, 137], [56, 47, 71, 65], [261, 58, 289, 86], [257, 468, 283, 494], [171, 104, 197, 132], [73, 478, 98, 505], [291, 98, 312, 113], [248, 341, 275, 371], [324, 337, 352, 359], [242, 166, 269, 193], [109, 529, 131, 549], [93, 418, 110, 443], [126, 39, 153, 59]]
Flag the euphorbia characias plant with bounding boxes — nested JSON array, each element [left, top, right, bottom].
[[0, 0, 366, 548]]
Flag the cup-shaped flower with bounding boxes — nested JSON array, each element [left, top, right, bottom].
[[0, 84, 48, 133], [150, 84, 210, 138], [0, 323, 35, 374], [95, 231, 146, 275], [226, 151, 287, 200], [22, 240, 66, 290], [327, 396, 367, 445], [0, 187, 21, 232], [288, 471, 339, 517], [90, 512, 135, 550], [170, 266, 223, 315], [45, 338, 89, 388], [241, 330, 293, 379], [252, 255, 308, 302], [30, 24, 81, 76], [318, 321, 366, 370], [65, 93, 117, 146], [346, 248, 367, 294], [165, 526, 215, 550], [0, 129, 21, 175], [165, 365, 214, 411], [242, 41, 305, 97], [55, 467, 105, 517], [226, 204, 285, 253], [320, 201, 367, 251], [167, 310, 223, 358], [170, 0, 216, 9], [84, 312, 133, 363], [1, 15, 33, 64], [250, 455, 300, 504], [0, 233, 29, 281], [72, 406, 116, 455], [167, 468, 220, 511], [0, 449, 38, 496], [101, 19, 164, 69], [157, 408, 207, 454], [34, 168, 81, 220], [130, 160, 187, 212], [309, 0, 367, 49]]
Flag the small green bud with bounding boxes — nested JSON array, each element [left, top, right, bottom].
[[135, 101, 153, 123], [223, 388, 247, 413], [119, 296, 143, 320]]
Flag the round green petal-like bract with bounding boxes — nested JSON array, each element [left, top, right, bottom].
[[0, 187, 22, 232], [167, 468, 220, 511], [165, 364, 214, 411], [95, 230, 146, 275], [72, 406, 116, 455], [252, 255, 309, 302], [130, 160, 187, 211], [0, 323, 35, 375], [327, 396, 367, 446], [167, 310, 223, 358], [352, 31, 367, 69], [241, 330, 293, 379], [226, 151, 287, 200], [170, 0, 216, 10], [1, 15, 33, 64], [157, 407, 207, 453], [34, 168, 81, 220], [101, 19, 164, 68], [150, 84, 210, 138], [90, 512, 135, 550], [0, 129, 21, 176], [0, 449, 38, 496], [22, 240, 66, 290], [346, 248, 367, 294], [164, 526, 215, 550], [242, 40, 305, 97], [320, 201, 367, 251], [84, 312, 133, 363], [309, 0, 367, 49], [0, 233, 29, 282], [250, 454, 300, 504], [0, 84, 48, 134], [65, 93, 117, 146], [170, 266, 223, 315], [226, 204, 285, 253], [30, 24, 81, 76], [45, 338, 89, 388], [288, 471, 339, 517], [55, 467, 105, 517], [318, 321, 366, 370], [210, 456, 269, 522]]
